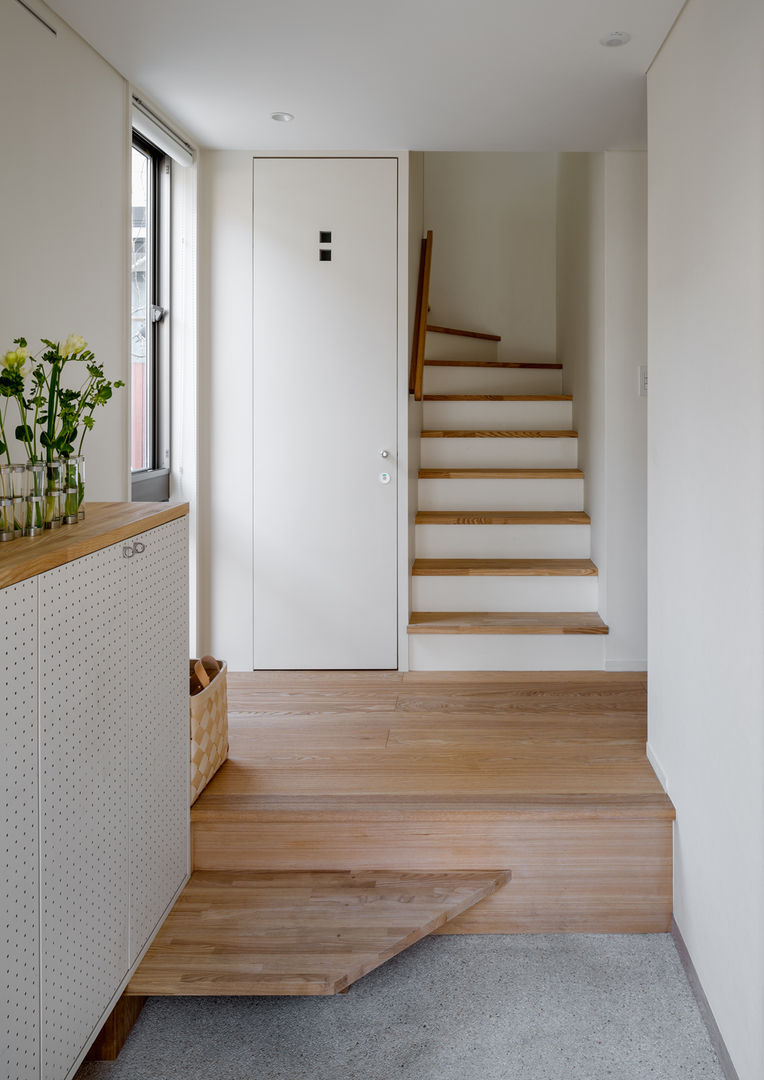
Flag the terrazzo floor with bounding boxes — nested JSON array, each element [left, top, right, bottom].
[[76, 934, 725, 1080]]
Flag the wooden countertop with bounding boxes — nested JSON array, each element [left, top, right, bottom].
[[0, 501, 189, 589]]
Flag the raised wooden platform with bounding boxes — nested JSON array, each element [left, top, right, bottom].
[[190, 672, 673, 934], [127, 869, 509, 996]]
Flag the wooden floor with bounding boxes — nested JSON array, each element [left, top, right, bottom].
[[128, 869, 508, 996], [191, 671, 674, 934]]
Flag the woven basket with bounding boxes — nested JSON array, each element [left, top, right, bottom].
[[189, 659, 229, 805]]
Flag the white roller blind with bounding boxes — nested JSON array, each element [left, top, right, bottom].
[[132, 96, 194, 167]]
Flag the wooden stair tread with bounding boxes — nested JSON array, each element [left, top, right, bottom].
[[415, 510, 590, 525], [421, 429, 577, 439], [419, 468, 584, 479], [423, 394, 572, 401], [127, 869, 509, 996], [426, 324, 501, 341], [191, 791, 673, 823], [407, 611, 608, 635], [412, 558, 598, 576], [424, 360, 562, 370]]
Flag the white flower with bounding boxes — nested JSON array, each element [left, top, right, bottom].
[[61, 334, 87, 357], [2, 348, 30, 376]]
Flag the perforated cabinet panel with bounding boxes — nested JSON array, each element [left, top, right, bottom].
[[128, 517, 189, 963], [1, 578, 39, 1080], [39, 545, 130, 1080]]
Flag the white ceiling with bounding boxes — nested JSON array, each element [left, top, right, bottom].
[[45, 0, 684, 151]]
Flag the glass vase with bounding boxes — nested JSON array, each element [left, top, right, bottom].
[[26, 461, 46, 498], [63, 457, 85, 521], [24, 496, 44, 537], [0, 497, 15, 542], [12, 497, 25, 536], [44, 489, 63, 530]]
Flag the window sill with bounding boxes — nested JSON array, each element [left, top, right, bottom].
[[131, 468, 170, 503]]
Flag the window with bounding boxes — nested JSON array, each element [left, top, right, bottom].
[[131, 132, 170, 500]]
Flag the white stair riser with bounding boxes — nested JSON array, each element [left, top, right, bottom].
[[420, 437, 578, 469], [423, 400, 572, 429], [415, 523, 591, 559], [423, 367, 563, 396], [425, 332, 498, 363], [412, 575, 599, 612], [409, 633, 606, 671], [418, 478, 584, 511]]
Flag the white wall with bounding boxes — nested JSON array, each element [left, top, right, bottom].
[[647, 2, 764, 1077], [0, 0, 129, 499], [405, 152, 425, 664], [423, 153, 557, 360], [198, 152, 413, 670], [557, 151, 647, 669]]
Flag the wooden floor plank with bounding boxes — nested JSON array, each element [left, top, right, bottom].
[[127, 869, 509, 996], [407, 611, 608, 634]]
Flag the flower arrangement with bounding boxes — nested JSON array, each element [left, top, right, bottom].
[[0, 335, 124, 465]]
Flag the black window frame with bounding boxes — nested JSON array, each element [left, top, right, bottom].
[[130, 130, 170, 502]]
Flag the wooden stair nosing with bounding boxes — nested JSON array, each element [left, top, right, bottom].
[[190, 792, 675, 824], [415, 510, 591, 525], [423, 394, 573, 401], [411, 558, 598, 576], [418, 468, 585, 479], [126, 869, 510, 997], [407, 611, 608, 635], [424, 359, 562, 370], [426, 324, 501, 342], [420, 429, 578, 439]]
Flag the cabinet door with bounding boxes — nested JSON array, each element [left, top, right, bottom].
[[38, 545, 130, 1080], [128, 516, 189, 963], [1, 579, 39, 1080]]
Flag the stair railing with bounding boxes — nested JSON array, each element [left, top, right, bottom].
[[409, 230, 433, 401]]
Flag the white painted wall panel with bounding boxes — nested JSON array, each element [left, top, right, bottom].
[[648, 2, 764, 1076], [0, 0, 129, 500], [1, 579, 39, 1080], [39, 547, 130, 1080], [128, 519, 190, 964]]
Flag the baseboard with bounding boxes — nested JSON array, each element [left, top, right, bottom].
[[646, 741, 668, 793], [604, 659, 647, 672], [671, 919, 740, 1080]]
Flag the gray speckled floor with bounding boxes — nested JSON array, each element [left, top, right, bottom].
[[76, 934, 724, 1080]]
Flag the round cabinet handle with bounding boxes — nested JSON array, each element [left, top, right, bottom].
[[122, 545, 135, 559], [133, 542, 146, 554], [379, 449, 390, 458]]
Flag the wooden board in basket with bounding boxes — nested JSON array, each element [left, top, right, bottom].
[[189, 656, 229, 805]]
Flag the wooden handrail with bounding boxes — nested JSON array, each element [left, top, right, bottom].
[[409, 230, 433, 401]]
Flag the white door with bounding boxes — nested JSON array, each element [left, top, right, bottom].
[[253, 157, 398, 669]]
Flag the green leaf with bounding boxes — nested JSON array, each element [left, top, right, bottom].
[[15, 424, 33, 442], [40, 431, 52, 448], [0, 439, 6, 456]]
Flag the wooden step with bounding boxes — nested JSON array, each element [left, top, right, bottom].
[[419, 468, 584, 479], [423, 394, 572, 401], [127, 869, 509, 996], [190, 673, 674, 933], [412, 558, 598, 576], [415, 510, 590, 525], [426, 324, 501, 341], [407, 612, 609, 635], [425, 360, 562, 370], [421, 429, 577, 439]]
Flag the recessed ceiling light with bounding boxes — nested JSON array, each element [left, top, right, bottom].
[[600, 31, 631, 47], [271, 111, 295, 122]]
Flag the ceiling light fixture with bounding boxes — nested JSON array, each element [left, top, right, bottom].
[[271, 111, 295, 122], [600, 31, 631, 47]]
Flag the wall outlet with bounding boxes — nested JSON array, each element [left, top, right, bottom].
[[639, 365, 648, 397]]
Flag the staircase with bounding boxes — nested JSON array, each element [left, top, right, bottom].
[[408, 324, 608, 670]]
